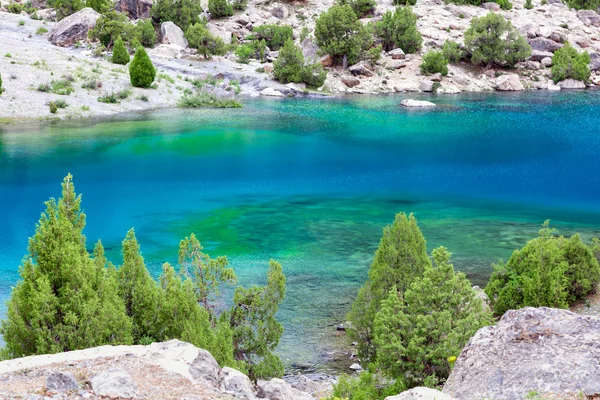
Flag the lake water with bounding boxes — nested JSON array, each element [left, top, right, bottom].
[[1, 92, 600, 371]]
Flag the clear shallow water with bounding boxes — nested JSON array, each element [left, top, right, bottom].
[[1, 92, 600, 370]]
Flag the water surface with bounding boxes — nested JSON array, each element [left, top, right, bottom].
[[1, 92, 600, 370]]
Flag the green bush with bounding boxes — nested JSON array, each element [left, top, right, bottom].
[[464, 12, 530, 67], [129, 46, 156, 88], [273, 39, 304, 84], [347, 212, 431, 363], [98, 92, 119, 103], [495, 0, 513, 9], [253, 24, 293, 51], [88, 0, 110, 13], [208, 0, 233, 18], [49, 101, 58, 113], [442, 39, 463, 63], [337, 0, 376, 18], [112, 36, 130, 65], [133, 20, 157, 48], [231, 0, 247, 10], [48, 0, 84, 20], [152, 0, 203, 32], [235, 40, 266, 63], [374, 247, 493, 386], [36, 27, 48, 35], [301, 62, 327, 88], [0, 73, 3, 95], [375, 6, 422, 53], [315, 5, 373, 66], [89, 11, 134, 48], [186, 23, 226, 59], [179, 91, 242, 108], [551, 42, 591, 83], [330, 372, 406, 400], [524, 0, 533, 9], [420, 50, 448, 75], [485, 221, 600, 317], [565, 0, 600, 9], [393, 0, 416, 5], [37, 79, 73, 95]]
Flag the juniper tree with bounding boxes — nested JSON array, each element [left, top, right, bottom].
[[375, 6, 422, 53], [185, 23, 226, 59], [129, 46, 156, 88], [551, 42, 591, 83], [112, 36, 130, 65]]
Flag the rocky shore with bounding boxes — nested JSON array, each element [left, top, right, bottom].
[[1, 0, 600, 121]]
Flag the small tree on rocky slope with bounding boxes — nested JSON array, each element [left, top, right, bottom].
[[129, 46, 156, 88], [551, 42, 591, 83], [185, 23, 227, 59], [464, 12, 530, 68], [375, 6, 422, 53], [112, 36, 130, 65]]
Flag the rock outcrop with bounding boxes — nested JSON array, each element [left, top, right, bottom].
[[160, 21, 188, 48], [115, 0, 153, 19], [557, 79, 586, 89], [444, 307, 600, 400], [495, 74, 524, 91], [0, 340, 324, 400], [48, 7, 100, 46]]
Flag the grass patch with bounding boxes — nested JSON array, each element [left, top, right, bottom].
[[178, 91, 242, 108], [97, 92, 119, 104], [136, 94, 149, 102], [82, 79, 102, 90], [158, 73, 175, 84], [4, 53, 12, 58], [36, 27, 48, 35], [37, 79, 73, 95], [117, 89, 132, 99]]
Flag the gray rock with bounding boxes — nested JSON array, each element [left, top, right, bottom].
[[220, 367, 256, 400], [349, 363, 363, 371], [342, 77, 361, 88], [48, 7, 100, 47], [530, 50, 553, 62], [46, 371, 78, 393], [430, 73, 443, 82], [115, 0, 152, 19], [207, 23, 232, 45], [528, 37, 563, 53], [271, 4, 289, 19], [557, 78, 586, 89], [161, 21, 188, 48], [444, 307, 600, 400], [90, 368, 138, 399], [291, 375, 333, 398], [541, 57, 553, 67], [189, 348, 220, 385], [577, 10, 600, 27], [590, 52, 600, 71], [495, 74, 524, 91], [301, 38, 319, 64], [348, 61, 373, 77], [400, 99, 436, 108], [36, 8, 56, 21], [256, 378, 313, 400], [419, 80, 434, 92], [525, 60, 540, 70], [388, 48, 405, 60], [386, 387, 453, 400], [149, 44, 186, 59], [260, 87, 284, 97], [481, 2, 501, 11]]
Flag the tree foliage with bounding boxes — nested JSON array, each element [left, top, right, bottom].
[[464, 12, 530, 68], [315, 5, 373, 66], [112, 36, 130, 64], [87, 0, 110, 13], [208, 0, 233, 18], [375, 6, 422, 53], [252, 24, 294, 51], [420, 50, 448, 75], [152, 0, 203, 32], [133, 20, 157, 48], [442, 39, 463, 63], [129, 46, 156, 88], [347, 212, 431, 362], [551, 42, 591, 83], [89, 11, 134, 49], [48, 0, 84, 20], [186, 23, 226, 59], [485, 221, 600, 317], [273, 40, 327, 88], [565, 0, 600, 9], [337, 0, 376, 18], [374, 247, 492, 387]]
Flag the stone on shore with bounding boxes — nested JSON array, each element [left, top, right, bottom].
[[444, 307, 600, 400], [385, 387, 453, 400], [388, 48, 406, 60], [557, 79, 586, 89], [149, 44, 186, 59], [400, 99, 437, 107], [256, 378, 313, 400], [160, 21, 188, 48], [495, 74, 524, 91], [48, 7, 100, 47], [260, 87, 284, 97]]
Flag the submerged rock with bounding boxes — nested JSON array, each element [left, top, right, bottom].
[[400, 99, 436, 107], [444, 307, 600, 400]]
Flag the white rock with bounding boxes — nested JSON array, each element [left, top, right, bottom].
[[149, 44, 186, 59], [161, 21, 188, 48], [349, 363, 363, 371], [90, 368, 138, 399], [495, 74, 524, 91], [557, 78, 586, 89], [547, 82, 561, 90], [257, 378, 313, 400], [260, 88, 284, 97], [220, 367, 256, 400], [189, 348, 220, 385], [385, 387, 454, 400], [400, 99, 437, 108]]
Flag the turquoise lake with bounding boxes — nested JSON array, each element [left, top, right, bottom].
[[1, 92, 600, 371]]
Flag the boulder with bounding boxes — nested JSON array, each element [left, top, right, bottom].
[[547, 82, 561, 91], [495, 74, 524, 91], [46, 371, 78, 393], [48, 7, 100, 47], [440, 85, 460, 94], [90, 368, 138, 399], [391, 60, 407, 69], [557, 78, 586, 89], [481, 2, 500, 10], [189, 348, 220, 385], [271, 4, 288, 19], [301, 37, 319, 64], [349, 363, 363, 371], [207, 23, 232, 45], [525, 60, 540, 70], [220, 367, 256, 400], [541, 57, 553, 67], [590, 52, 600, 71], [260, 88, 284, 97], [444, 307, 600, 400], [577, 10, 600, 27], [342, 77, 361, 88], [320, 55, 333, 67], [161, 21, 188, 48], [36, 7, 56, 21], [528, 37, 562, 53], [394, 83, 419, 92], [348, 61, 373, 77], [388, 48, 405, 60], [400, 99, 436, 107], [115, 0, 152, 19], [291, 375, 333, 399], [419, 80, 435, 92], [430, 73, 443, 82], [256, 378, 313, 400], [149, 44, 185, 59], [530, 50, 553, 62], [385, 387, 453, 400]]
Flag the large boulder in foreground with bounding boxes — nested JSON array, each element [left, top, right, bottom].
[[557, 79, 586, 89], [115, 0, 153, 19], [444, 307, 600, 400], [48, 7, 100, 46], [160, 21, 188, 48]]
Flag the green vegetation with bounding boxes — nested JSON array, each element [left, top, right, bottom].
[[0, 175, 286, 380], [442, 39, 463, 63], [495, 0, 513, 10], [36, 27, 48, 35], [112, 36, 130, 65], [235, 40, 266, 63], [0, 73, 3, 95], [565, 0, 599, 10], [129, 47, 156, 88], [464, 12, 530, 68], [420, 50, 448, 76], [551, 42, 591, 83], [97, 91, 119, 103], [375, 6, 422, 53], [393, 0, 416, 5], [37, 79, 74, 95], [134, 20, 157, 48], [18, 20, 25, 26], [90, 11, 156, 49], [274, 40, 327, 88], [337, 0, 376, 18], [49, 0, 84, 20], [208, 0, 233, 18], [185, 23, 226, 59], [152, 0, 203, 32], [524, 0, 533, 9], [88, 0, 111, 13], [485, 221, 600, 317], [253, 24, 293, 51], [315, 5, 374, 67], [49, 101, 58, 113], [442, 0, 512, 8], [179, 91, 242, 108], [82, 79, 102, 90]]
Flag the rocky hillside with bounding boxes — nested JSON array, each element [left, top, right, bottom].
[[0, 339, 332, 400]]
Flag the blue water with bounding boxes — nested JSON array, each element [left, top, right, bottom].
[[1, 91, 600, 370]]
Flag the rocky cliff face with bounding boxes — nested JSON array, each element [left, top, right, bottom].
[[0, 339, 331, 400], [443, 307, 600, 400]]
